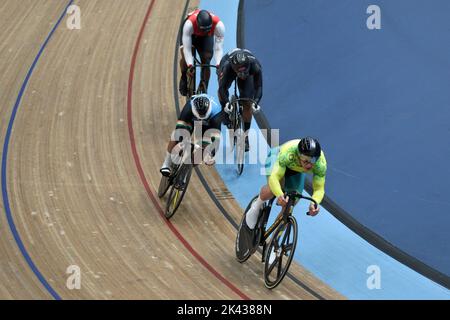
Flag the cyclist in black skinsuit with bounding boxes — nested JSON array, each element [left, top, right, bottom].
[[217, 48, 263, 152]]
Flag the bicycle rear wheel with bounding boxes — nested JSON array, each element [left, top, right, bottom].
[[165, 164, 192, 219], [263, 216, 298, 289]]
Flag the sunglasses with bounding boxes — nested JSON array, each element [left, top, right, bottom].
[[300, 155, 317, 165]]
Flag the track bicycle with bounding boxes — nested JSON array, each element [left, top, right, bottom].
[[235, 191, 317, 289]]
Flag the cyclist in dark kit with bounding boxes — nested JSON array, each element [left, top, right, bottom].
[[217, 48, 263, 152]]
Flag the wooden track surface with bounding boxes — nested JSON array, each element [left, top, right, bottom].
[[0, 0, 343, 300]]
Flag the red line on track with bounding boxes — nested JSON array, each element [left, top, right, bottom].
[[127, 0, 250, 300]]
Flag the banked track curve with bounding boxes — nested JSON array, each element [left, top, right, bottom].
[[0, 0, 342, 300]]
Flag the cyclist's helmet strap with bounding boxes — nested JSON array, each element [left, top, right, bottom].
[[197, 10, 213, 33], [298, 137, 321, 159]]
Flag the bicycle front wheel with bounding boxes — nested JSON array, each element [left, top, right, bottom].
[[263, 216, 298, 289], [165, 164, 192, 219], [157, 175, 171, 198]]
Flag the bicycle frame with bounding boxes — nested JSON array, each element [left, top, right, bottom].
[[228, 87, 261, 141], [231, 80, 261, 114], [258, 192, 317, 259], [163, 142, 203, 219], [172, 142, 202, 172], [186, 55, 218, 98]]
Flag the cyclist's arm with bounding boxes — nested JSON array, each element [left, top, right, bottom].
[[311, 174, 325, 204], [268, 160, 286, 198], [218, 67, 234, 108], [182, 21, 194, 67], [203, 130, 221, 157], [253, 63, 263, 104], [213, 21, 225, 66], [175, 101, 194, 134], [311, 154, 327, 204], [202, 118, 221, 160]]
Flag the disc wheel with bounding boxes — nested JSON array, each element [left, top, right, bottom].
[[235, 196, 261, 263]]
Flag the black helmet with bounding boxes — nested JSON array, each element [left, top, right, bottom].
[[197, 10, 213, 33], [298, 137, 321, 162], [230, 49, 250, 79], [191, 94, 212, 120]]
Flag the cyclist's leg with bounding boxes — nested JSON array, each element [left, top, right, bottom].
[[161, 105, 193, 175], [237, 76, 256, 150], [195, 35, 214, 91], [237, 76, 255, 129], [179, 45, 189, 96], [245, 146, 281, 229], [200, 115, 221, 163]]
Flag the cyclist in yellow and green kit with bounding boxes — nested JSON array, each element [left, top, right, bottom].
[[239, 137, 327, 248]]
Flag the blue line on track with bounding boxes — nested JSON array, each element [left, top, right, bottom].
[[1, 0, 75, 300]]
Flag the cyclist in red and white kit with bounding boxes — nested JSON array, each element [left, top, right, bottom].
[[179, 9, 225, 96]]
